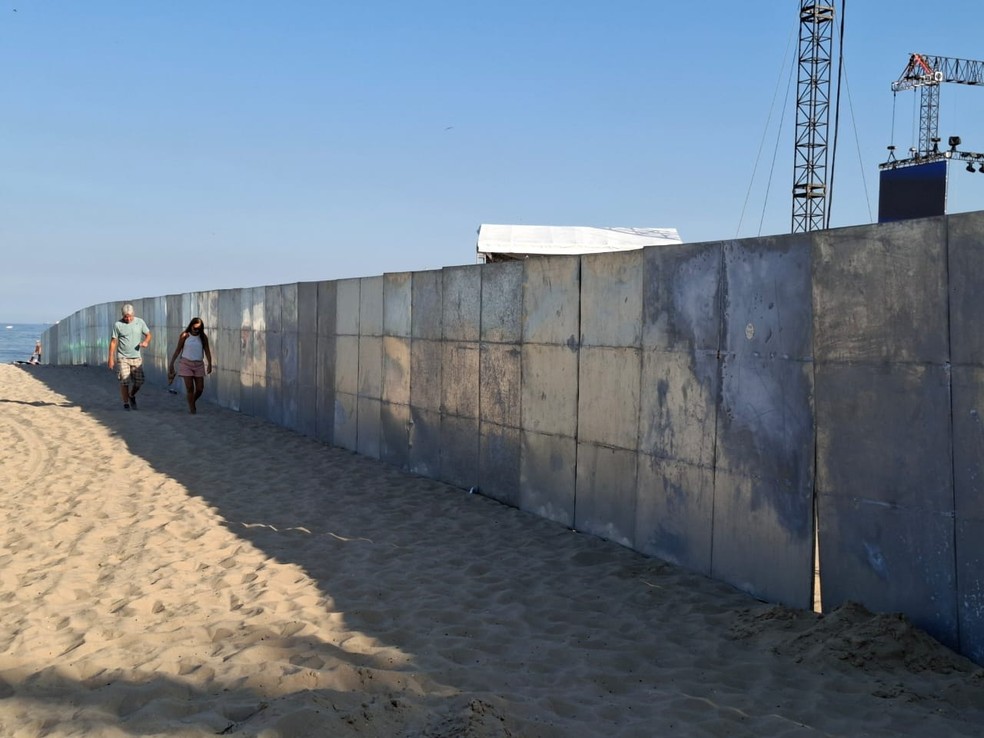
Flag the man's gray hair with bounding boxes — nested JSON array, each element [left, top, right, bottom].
[[121, 303, 135, 317]]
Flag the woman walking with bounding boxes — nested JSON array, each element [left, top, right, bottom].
[[168, 317, 213, 414]]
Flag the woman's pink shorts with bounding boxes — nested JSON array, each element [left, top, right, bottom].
[[178, 357, 206, 378]]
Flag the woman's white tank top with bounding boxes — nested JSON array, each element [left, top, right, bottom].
[[181, 334, 204, 361]]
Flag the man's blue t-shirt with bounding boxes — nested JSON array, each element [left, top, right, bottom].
[[112, 317, 149, 359]]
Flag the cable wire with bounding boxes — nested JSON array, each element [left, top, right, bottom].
[[826, 0, 846, 228], [758, 63, 797, 236], [736, 16, 797, 237], [843, 61, 873, 222]]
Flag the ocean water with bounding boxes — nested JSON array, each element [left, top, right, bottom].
[[0, 323, 48, 365]]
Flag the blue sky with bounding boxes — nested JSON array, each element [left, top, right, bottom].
[[3, 0, 984, 324]]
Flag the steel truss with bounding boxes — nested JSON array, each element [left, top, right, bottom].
[[792, 2, 835, 233]]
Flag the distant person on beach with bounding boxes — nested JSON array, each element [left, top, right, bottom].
[[167, 317, 213, 414], [108, 303, 151, 411], [29, 340, 41, 365]]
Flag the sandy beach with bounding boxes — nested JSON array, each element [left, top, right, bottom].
[[1, 363, 983, 737]]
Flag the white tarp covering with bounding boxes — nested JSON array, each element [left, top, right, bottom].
[[476, 224, 683, 261]]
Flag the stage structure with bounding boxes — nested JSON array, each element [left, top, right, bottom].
[[879, 53, 984, 223]]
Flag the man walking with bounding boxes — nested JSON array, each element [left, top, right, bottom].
[[108, 303, 152, 410]]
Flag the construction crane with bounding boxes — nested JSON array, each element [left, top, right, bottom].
[[880, 53, 984, 171], [792, 2, 835, 233]]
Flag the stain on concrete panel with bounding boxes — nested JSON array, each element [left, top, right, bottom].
[[521, 343, 578, 437], [381, 402, 410, 470], [334, 391, 358, 451], [723, 235, 812, 360], [581, 250, 643, 348], [317, 281, 337, 339], [948, 211, 984, 366], [635, 455, 713, 575], [816, 362, 951, 510], [479, 422, 521, 507], [266, 330, 283, 382], [640, 348, 718, 467], [216, 368, 241, 413], [814, 218, 947, 363], [238, 327, 254, 380], [410, 339, 442, 412], [296, 386, 316, 438], [442, 341, 480, 419], [167, 294, 184, 329], [956, 518, 984, 663], [409, 407, 441, 478], [481, 261, 523, 344], [523, 255, 580, 346], [384, 272, 412, 338], [520, 430, 576, 527], [316, 329, 336, 445], [203, 292, 219, 331], [281, 339, 299, 432], [264, 285, 283, 335], [716, 355, 814, 522], [712, 469, 813, 608], [282, 332, 298, 385], [574, 443, 637, 548], [265, 375, 283, 426], [412, 270, 443, 340], [248, 287, 266, 333], [239, 336, 263, 417], [440, 415, 479, 489], [443, 265, 482, 342], [357, 396, 381, 459], [334, 335, 359, 396], [952, 365, 984, 518], [253, 330, 268, 387], [577, 346, 641, 450], [643, 241, 723, 353], [281, 283, 298, 334], [296, 283, 319, 428], [383, 336, 411, 405], [217, 292, 243, 378], [297, 282, 318, 336], [358, 335, 382, 398], [360, 275, 384, 337], [336, 279, 361, 336], [818, 493, 958, 649], [480, 343, 521, 428]]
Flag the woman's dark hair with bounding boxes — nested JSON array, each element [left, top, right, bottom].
[[184, 317, 206, 334]]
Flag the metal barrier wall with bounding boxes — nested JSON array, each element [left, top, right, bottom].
[[42, 212, 984, 663]]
